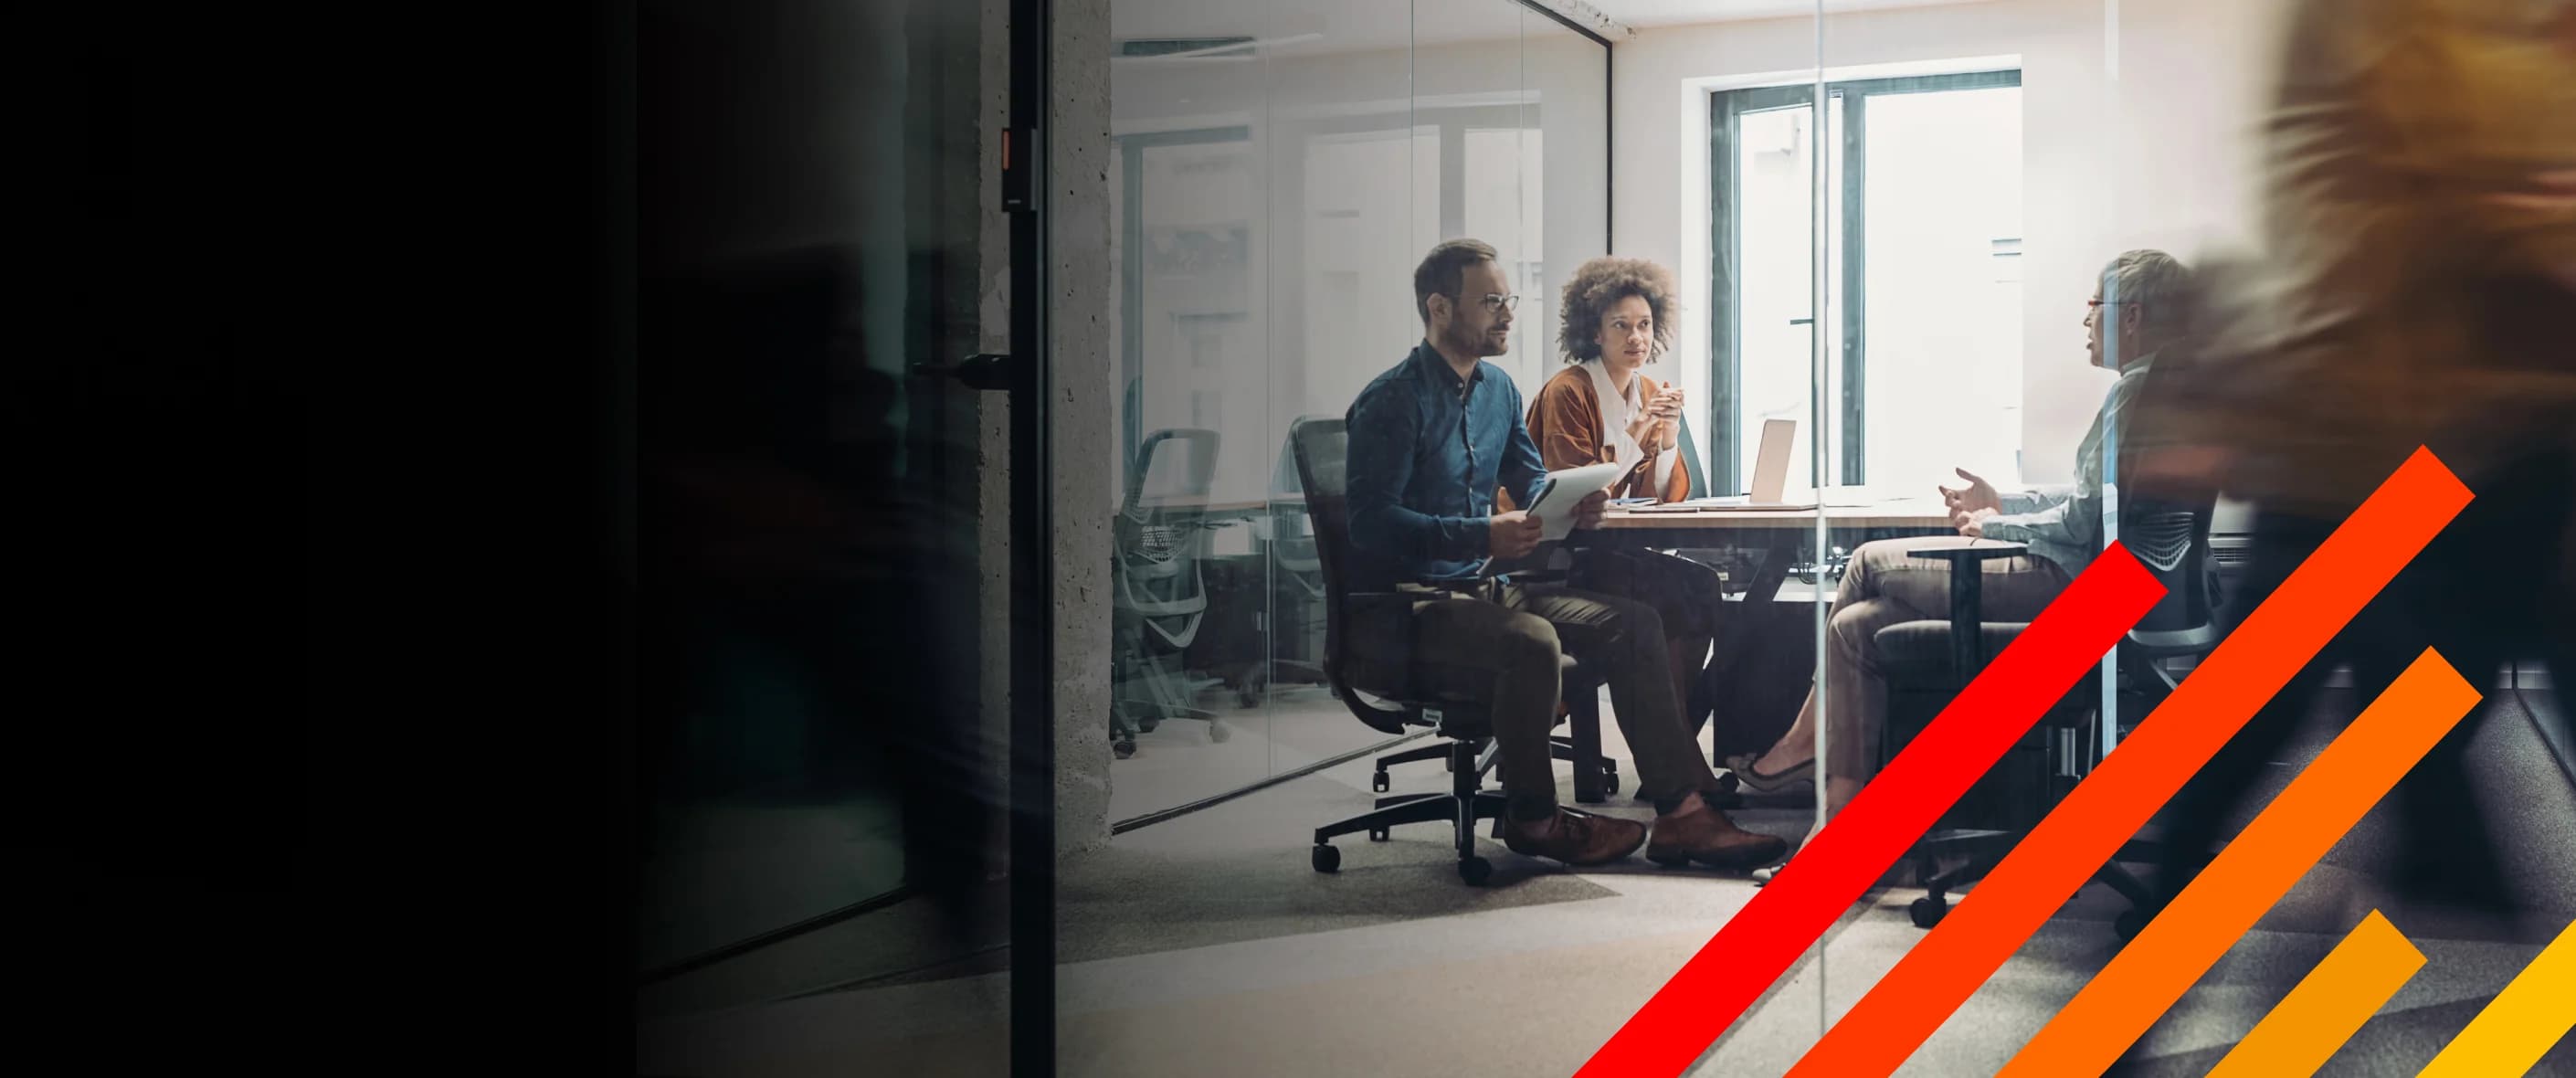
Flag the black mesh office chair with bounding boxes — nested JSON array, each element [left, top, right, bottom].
[[1312, 414, 1625, 805], [1293, 417, 1619, 883]]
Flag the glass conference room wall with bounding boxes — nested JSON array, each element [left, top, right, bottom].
[[1104, 0, 1610, 824]]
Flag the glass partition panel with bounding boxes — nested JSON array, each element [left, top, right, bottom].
[[1105, 49, 1275, 808], [1244, 0, 1435, 787], [1663, 1, 1831, 1070]]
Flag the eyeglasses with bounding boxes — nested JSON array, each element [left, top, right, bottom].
[[1474, 293, 1520, 312]]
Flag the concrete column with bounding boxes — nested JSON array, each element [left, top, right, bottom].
[[975, 0, 1115, 866], [1048, 0, 1116, 858]]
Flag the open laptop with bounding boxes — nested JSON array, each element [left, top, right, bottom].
[[1694, 417, 1813, 509]]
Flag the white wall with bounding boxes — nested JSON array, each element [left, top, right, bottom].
[[1612, 0, 2284, 485]]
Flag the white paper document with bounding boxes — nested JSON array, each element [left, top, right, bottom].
[[1522, 462, 1627, 541]]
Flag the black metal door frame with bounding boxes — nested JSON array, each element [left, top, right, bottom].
[[1004, 0, 1055, 1072]]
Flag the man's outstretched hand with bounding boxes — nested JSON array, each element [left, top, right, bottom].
[[1937, 468, 2002, 515]]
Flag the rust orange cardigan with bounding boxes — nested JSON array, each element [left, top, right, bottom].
[[1502, 364, 1692, 510]]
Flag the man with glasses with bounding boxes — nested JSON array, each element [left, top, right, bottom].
[[1341, 238, 1788, 872]]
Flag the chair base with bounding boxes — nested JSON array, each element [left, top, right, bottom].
[[1900, 829, 2177, 932], [1318, 738, 1510, 884], [1111, 634, 1232, 757], [1367, 734, 1619, 801], [1230, 660, 1333, 708]]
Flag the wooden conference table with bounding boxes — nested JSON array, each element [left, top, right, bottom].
[[1131, 493, 1960, 603], [1581, 497, 1958, 602]]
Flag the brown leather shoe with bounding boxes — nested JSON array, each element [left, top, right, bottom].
[[1646, 804, 1789, 870], [1502, 808, 1648, 867]]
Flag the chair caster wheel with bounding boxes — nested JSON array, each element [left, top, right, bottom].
[[1114, 739, 1136, 759], [1603, 773, 1621, 796], [1312, 844, 1340, 873], [1138, 717, 1160, 733], [2115, 908, 2148, 941], [1368, 827, 1390, 842], [1458, 857, 1493, 885], [1909, 896, 1948, 928], [1208, 721, 1230, 743], [1371, 771, 1389, 792], [1239, 692, 1259, 709]]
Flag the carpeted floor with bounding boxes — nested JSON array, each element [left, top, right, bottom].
[[640, 682, 2576, 1077], [1065, 772, 1628, 963]]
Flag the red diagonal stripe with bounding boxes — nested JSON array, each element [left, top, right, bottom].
[[1572, 544, 2164, 1078], [1787, 446, 2472, 1077]]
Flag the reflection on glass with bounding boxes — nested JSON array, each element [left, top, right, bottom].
[[1302, 127, 1440, 416], [1464, 126, 1547, 369], [1104, 0, 1607, 821], [1124, 136, 1259, 502]]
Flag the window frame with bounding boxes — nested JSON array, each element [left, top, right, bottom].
[[1706, 68, 2023, 491]]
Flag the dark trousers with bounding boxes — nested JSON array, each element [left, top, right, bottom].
[[1402, 579, 1722, 817]]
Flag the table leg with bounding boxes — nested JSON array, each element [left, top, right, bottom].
[[1738, 531, 1803, 604]]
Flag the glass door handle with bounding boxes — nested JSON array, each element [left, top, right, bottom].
[[1789, 317, 1814, 326], [913, 353, 1019, 393]]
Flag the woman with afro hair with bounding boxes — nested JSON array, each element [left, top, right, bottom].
[[1518, 257, 1734, 785]]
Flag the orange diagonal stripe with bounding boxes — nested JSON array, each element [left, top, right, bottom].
[[1999, 650, 2478, 1077], [2205, 910, 2423, 1078], [1787, 447, 2474, 1078]]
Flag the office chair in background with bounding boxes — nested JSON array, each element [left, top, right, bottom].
[[1112, 428, 1230, 758], [1237, 420, 1332, 707]]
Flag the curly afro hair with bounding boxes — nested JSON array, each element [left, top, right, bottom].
[[1557, 256, 1681, 364]]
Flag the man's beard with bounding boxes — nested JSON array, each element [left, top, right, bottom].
[[1447, 322, 1507, 358]]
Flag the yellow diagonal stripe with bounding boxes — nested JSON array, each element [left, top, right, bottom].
[[2418, 917, 2576, 1077], [2206, 910, 2423, 1078]]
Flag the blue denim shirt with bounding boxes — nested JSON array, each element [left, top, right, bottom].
[[1345, 343, 1548, 589]]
